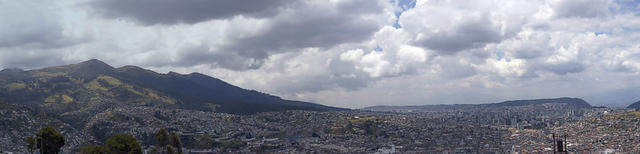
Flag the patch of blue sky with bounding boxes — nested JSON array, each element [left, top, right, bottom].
[[612, 0, 640, 15], [391, 0, 416, 28], [494, 50, 505, 60], [374, 45, 383, 51]]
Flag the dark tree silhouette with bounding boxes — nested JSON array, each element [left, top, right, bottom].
[[155, 128, 169, 147], [105, 134, 142, 154], [80, 145, 108, 154], [36, 126, 65, 154], [26, 137, 36, 154], [170, 131, 183, 154]]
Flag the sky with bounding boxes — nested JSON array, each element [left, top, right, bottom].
[[1, 0, 640, 108]]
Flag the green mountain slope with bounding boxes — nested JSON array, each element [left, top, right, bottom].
[[627, 100, 640, 109], [0, 59, 345, 115]]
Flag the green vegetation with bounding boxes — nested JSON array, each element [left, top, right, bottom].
[[154, 128, 183, 154], [44, 94, 74, 104], [35, 126, 65, 154], [6, 82, 26, 91], [26, 137, 36, 153], [0, 59, 342, 126], [83, 75, 176, 105], [206, 104, 221, 112], [80, 134, 142, 154], [155, 128, 170, 147], [105, 134, 143, 154], [361, 119, 382, 136], [80, 145, 108, 154], [170, 131, 183, 154]]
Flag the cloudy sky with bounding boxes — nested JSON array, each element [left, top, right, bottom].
[[2, 0, 640, 108]]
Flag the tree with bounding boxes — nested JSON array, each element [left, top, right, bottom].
[[166, 146, 176, 154], [154, 128, 169, 147], [149, 146, 162, 154], [169, 131, 182, 154], [155, 128, 183, 154], [362, 119, 381, 136], [26, 137, 36, 154], [36, 126, 65, 154], [105, 134, 142, 154], [80, 145, 108, 154]]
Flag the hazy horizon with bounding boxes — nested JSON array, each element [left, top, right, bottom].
[[2, 0, 640, 108]]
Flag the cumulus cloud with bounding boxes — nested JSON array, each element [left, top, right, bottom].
[[216, 0, 389, 61], [398, 0, 537, 55], [3, 0, 640, 107], [339, 44, 429, 78], [113, 0, 395, 71]]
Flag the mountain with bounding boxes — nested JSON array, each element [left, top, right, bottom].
[[0, 59, 345, 115], [0, 102, 94, 151], [363, 97, 592, 112], [0, 68, 23, 73], [627, 100, 640, 109], [583, 86, 640, 108], [487, 97, 591, 108]]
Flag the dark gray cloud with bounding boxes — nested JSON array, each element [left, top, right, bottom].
[[0, 50, 69, 69], [87, 0, 292, 25], [553, 0, 611, 18], [413, 18, 503, 55], [540, 61, 585, 75], [226, 1, 383, 59], [225, 14, 381, 59], [95, 0, 387, 71], [0, 24, 64, 48], [177, 1, 385, 70], [0, 0, 77, 49]]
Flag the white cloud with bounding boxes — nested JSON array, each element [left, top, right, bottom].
[[488, 58, 528, 77], [2, 0, 640, 108], [399, 0, 538, 54]]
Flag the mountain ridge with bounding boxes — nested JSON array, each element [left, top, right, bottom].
[[0, 59, 346, 115], [626, 100, 640, 109], [363, 97, 592, 112]]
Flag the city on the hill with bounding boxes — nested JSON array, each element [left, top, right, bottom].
[[3, 0, 640, 153], [2, 97, 640, 153]]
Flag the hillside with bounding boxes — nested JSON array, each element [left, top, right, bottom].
[[0, 102, 95, 152], [627, 100, 640, 109], [363, 97, 592, 112], [0, 59, 345, 114], [488, 97, 591, 108]]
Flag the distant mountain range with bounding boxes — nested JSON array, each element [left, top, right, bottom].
[[0, 59, 345, 115], [363, 97, 592, 112], [582, 86, 640, 108], [627, 100, 640, 109]]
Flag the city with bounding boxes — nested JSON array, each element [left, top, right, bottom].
[[2, 99, 639, 153], [2, 0, 640, 153]]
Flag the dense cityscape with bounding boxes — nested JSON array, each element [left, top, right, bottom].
[[4, 0, 640, 153], [2, 100, 640, 153]]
